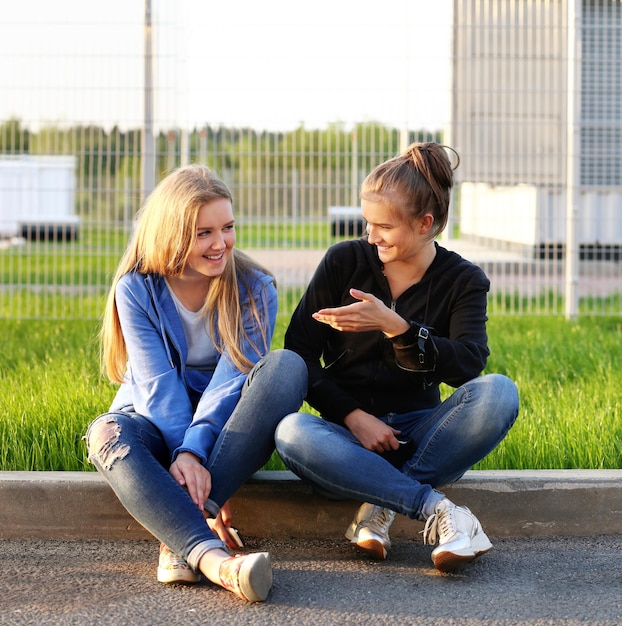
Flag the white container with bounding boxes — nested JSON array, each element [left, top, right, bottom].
[[460, 182, 622, 257], [0, 155, 79, 239], [328, 206, 364, 237]]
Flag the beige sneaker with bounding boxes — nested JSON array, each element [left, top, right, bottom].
[[218, 552, 272, 602], [345, 503, 396, 560], [157, 543, 201, 584]]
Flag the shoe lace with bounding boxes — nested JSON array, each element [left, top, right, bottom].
[[421, 502, 456, 546], [365, 507, 396, 534]]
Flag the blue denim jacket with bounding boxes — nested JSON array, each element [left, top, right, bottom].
[[109, 269, 277, 463]]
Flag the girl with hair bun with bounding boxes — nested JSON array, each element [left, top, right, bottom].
[[276, 143, 519, 573], [86, 164, 307, 602]]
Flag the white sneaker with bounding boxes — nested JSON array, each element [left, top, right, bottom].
[[422, 498, 493, 572], [345, 503, 396, 560]]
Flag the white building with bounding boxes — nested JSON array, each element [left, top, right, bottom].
[[450, 0, 621, 259]]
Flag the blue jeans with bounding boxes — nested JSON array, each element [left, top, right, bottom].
[[275, 373, 519, 521], [86, 349, 307, 570]]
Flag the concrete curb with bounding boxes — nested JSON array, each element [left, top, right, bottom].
[[1, 470, 620, 541]]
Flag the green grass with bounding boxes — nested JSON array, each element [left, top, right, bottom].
[[1, 308, 621, 471], [0, 319, 109, 470], [476, 316, 622, 469]]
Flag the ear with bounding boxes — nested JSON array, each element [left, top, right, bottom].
[[419, 213, 435, 234]]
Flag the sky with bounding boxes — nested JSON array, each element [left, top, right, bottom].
[[1, 0, 452, 133]]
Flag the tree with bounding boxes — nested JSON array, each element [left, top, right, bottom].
[[0, 118, 30, 153]]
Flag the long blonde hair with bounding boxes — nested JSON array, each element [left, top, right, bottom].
[[101, 164, 273, 383]]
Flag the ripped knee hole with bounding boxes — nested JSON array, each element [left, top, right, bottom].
[[87, 416, 130, 470]]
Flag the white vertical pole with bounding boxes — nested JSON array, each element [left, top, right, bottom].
[[142, 0, 155, 197], [180, 129, 189, 166], [399, 0, 411, 154], [292, 168, 299, 225], [350, 131, 358, 207], [179, 0, 189, 167], [565, 0, 581, 320], [443, 0, 458, 244]]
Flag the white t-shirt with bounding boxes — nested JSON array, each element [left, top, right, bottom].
[[164, 280, 219, 370]]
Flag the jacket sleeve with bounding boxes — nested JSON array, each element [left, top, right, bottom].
[[390, 265, 490, 386], [284, 251, 362, 424], [113, 275, 195, 455], [173, 274, 278, 463]]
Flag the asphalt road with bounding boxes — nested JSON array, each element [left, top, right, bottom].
[[2, 535, 621, 625]]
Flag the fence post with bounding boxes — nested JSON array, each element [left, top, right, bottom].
[[565, 0, 581, 320], [141, 0, 155, 199]]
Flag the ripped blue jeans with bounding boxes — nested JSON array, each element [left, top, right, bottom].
[[86, 349, 307, 570], [275, 373, 519, 521]]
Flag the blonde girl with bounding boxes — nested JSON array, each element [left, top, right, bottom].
[[87, 165, 307, 602]]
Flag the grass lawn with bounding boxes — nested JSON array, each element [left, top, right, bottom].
[[0, 310, 621, 471]]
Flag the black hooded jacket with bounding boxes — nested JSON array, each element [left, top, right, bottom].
[[284, 238, 490, 425]]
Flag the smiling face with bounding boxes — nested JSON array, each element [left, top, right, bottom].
[[183, 197, 236, 280], [362, 198, 432, 267]]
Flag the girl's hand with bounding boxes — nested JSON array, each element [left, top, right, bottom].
[[207, 501, 244, 550], [169, 451, 212, 511], [312, 289, 409, 336], [343, 408, 401, 453]]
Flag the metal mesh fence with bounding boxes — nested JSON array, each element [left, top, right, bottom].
[[1, 0, 620, 320]]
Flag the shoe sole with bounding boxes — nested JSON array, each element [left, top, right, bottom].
[[349, 537, 388, 560], [433, 545, 493, 573], [237, 552, 272, 602], [157, 568, 201, 584], [345, 523, 389, 560]]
